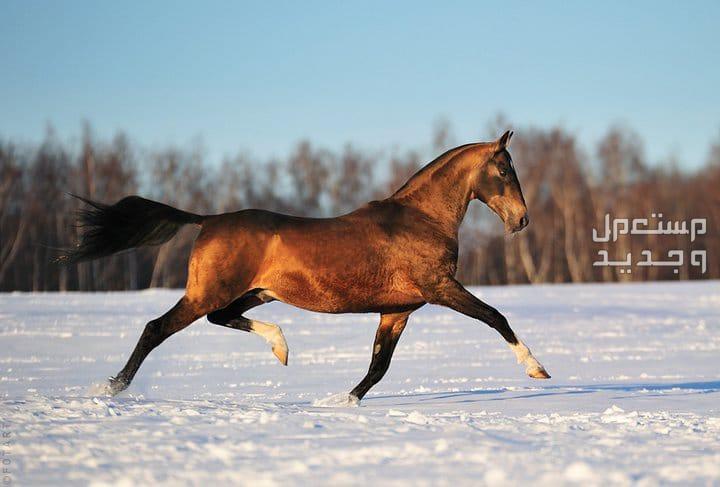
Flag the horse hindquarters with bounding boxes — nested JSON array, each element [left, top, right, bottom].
[[107, 218, 271, 394]]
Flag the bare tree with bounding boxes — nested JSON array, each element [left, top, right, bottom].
[[0, 120, 716, 290]]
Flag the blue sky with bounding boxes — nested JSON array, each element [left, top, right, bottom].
[[2, 1, 719, 169]]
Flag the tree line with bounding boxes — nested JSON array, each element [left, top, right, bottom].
[[1, 121, 717, 291]]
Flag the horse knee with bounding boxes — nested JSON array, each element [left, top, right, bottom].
[[489, 313, 518, 344], [489, 311, 508, 329]]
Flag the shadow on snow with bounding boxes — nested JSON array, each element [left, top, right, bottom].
[[362, 380, 720, 405]]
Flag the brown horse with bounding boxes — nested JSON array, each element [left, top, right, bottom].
[[64, 130, 549, 402]]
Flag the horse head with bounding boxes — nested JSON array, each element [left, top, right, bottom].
[[470, 130, 529, 233]]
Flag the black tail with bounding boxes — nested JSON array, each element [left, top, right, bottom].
[[59, 195, 205, 263]]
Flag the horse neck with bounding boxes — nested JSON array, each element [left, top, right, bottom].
[[389, 147, 477, 236]]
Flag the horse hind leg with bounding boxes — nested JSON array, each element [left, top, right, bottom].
[[103, 295, 207, 396], [221, 317, 289, 366], [207, 292, 289, 366]]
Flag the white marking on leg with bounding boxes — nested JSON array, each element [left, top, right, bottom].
[[248, 320, 289, 366], [509, 339, 550, 379]]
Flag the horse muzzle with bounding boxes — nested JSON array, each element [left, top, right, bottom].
[[510, 213, 530, 233]]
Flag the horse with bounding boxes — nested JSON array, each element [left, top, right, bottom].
[[63, 130, 549, 403]]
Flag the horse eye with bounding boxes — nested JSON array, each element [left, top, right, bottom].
[[499, 168, 507, 177]]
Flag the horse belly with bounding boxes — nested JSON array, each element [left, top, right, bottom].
[[252, 248, 424, 313], [263, 282, 424, 314]]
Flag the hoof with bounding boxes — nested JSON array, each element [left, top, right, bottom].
[[88, 376, 128, 397], [312, 392, 360, 408], [107, 376, 129, 396], [272, 344, 289, 366], [527, 367, 551, 379]]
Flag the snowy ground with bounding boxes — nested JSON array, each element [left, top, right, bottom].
[[1, 281, 719, 486]]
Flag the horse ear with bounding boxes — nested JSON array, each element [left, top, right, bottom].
[[496, 130, 513, 151]]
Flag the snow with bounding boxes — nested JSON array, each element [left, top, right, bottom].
[[1, 281, 719, 485]]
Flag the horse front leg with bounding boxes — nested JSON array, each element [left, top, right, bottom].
[[350, 311, 412, 401], [424, 277, 550, 379]]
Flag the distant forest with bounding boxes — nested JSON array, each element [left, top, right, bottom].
[[1, 120, 718, 291]]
